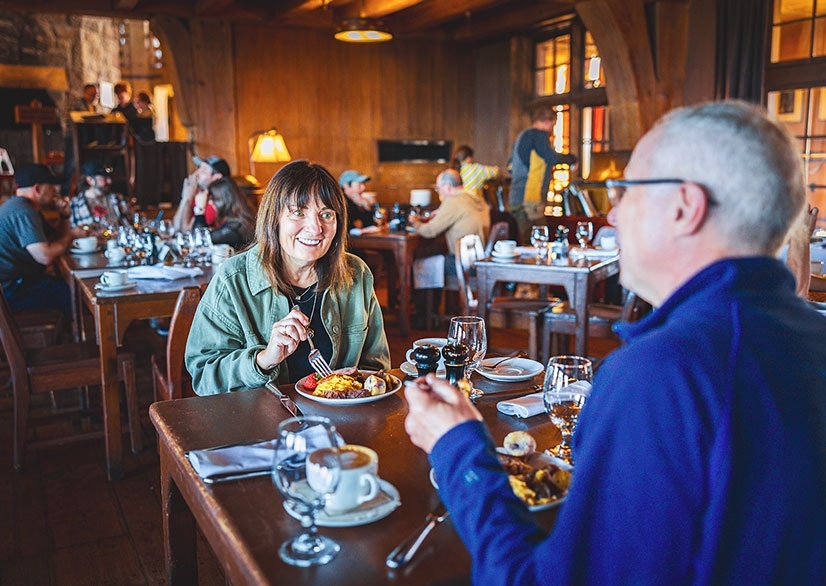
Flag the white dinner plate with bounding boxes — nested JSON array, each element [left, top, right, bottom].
[[476, 357, 544, 382], [284, 479, 401, 527], [71, 246, 102, 255], [94, 281, 137, 293], [399, 360, 446, 378], [294, 371, 402, 405], [429, 449, 570, 512], [490, 250, 520, 260]]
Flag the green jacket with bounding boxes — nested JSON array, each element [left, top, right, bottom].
[[186, 245, 391, 394]]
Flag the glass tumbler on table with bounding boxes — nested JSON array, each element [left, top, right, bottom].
[[542, 355, 593, 464], [575, 221, 594, 249], [272, 416, 342, 567], [530, 224, 550, 262]]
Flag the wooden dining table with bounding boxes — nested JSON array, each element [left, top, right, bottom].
[[75, 265, 214, 480], [150, 370, 561, 585], [348, 229, 420, 336], [475, 252, 620, 357]]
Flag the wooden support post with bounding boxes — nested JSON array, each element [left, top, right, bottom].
[[13, 100, 59, 164]]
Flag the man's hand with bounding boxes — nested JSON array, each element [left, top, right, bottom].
[[404, 374, 483, 454]]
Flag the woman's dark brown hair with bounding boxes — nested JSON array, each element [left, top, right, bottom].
[[255, 160, 351, 294]]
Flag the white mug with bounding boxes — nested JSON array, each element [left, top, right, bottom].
[[600, 235, 618, 250], [405, 337, 448, 365], [309, 445, 381, 512], [73, 236, 98, 252], [100, 270, 128, 287], [494, 239, 517, 254], [812, 261, 823, 275], [211, 243, 234, 265], [105, 247, 127, 262], [105, 239, 120, 251]]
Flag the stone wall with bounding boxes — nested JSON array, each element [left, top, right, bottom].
[[0, 10, 120, 166]]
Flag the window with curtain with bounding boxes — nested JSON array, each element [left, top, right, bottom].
[[766, 0, 826, 223]]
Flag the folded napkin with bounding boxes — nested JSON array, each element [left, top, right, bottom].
[[127, 264, 203, 280], [570, 246, 619, 260], [187, 427, 345, 481], [497, 381, 592, 418], [349, 225, 381, 236]]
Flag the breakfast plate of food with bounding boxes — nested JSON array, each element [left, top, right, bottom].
[[295, 368, 402, 405], [430, 431, 571, 511]]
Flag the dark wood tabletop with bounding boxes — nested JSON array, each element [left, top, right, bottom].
[[150, 369, 561, 586]]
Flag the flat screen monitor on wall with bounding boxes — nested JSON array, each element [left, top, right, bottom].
[[377, 140, 451, 163]]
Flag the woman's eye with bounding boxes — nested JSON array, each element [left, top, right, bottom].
[[290, 209, 304, 217], [320, 211, 336, 222]]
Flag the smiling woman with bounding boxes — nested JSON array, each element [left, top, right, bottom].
[[184, 160, 391, 392]]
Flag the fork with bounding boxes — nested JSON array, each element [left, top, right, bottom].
[[306, 328, 334, 377]]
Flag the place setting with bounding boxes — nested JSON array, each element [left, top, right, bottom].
[[490, 238, 521, 262], [94, 269, 137, 294], [70, 235, 102, 254]]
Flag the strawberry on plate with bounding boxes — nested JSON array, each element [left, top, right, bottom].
[[301, 373, 320, 390]]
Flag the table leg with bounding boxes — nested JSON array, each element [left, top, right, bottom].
[[476, 271, 495, 323], [393, 242, 412, 337], [96, 304, 123, 481], [160, 444, 198, 585], [572, 275, 589, 357]]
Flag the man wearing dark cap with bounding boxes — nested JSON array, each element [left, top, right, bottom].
[[172, 154, 230, 232], [339, 169, 376, 229], [69, 160, 133, 228], [0, 163, 87, 312]]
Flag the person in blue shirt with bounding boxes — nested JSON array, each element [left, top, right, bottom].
[[404, 101, 826, 586]]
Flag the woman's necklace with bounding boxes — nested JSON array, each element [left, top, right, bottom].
[[292, 282, 318, 303], [289, 283, 319, 337]]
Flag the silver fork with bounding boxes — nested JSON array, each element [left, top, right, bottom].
[[306, 328, 334, 377]]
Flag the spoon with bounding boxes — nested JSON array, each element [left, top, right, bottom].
[[479, 350, 526, 371]]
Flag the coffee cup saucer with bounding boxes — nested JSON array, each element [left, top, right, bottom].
[[283, 478, 400, 527], [94, 281, 137, 293]]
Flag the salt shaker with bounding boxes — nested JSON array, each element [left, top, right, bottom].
[[412, 344, 441, 378]]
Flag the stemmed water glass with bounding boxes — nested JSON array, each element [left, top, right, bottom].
[[542, 355, 593, 464], [575, 221, 594, 249], [193, 227, 214, 265], [447, 316, 487, 401], [530, 225, 550, 262], [272, 416, 342, 567]]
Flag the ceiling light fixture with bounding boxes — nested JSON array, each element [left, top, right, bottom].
[[334, 17, 392, 42]]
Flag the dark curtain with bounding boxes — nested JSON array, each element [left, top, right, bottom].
[[714, 0, 772, 102]]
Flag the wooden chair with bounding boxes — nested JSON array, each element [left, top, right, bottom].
[[0, 287, 141, 471], [151, 287, 201, 401], [454, 234, 557, 359], [537, 289, 651, 363], [484, 221, 510, 257]]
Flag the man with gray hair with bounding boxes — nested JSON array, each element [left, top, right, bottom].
[[404, 101, 826, 585]]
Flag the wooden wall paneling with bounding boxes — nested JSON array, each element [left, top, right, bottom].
[[188, 19, 237, 173], [473, 41, 512, 169], [233, 25, 477, 205]]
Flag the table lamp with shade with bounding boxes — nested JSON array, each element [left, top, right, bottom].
[[248, 128, 291, 179]]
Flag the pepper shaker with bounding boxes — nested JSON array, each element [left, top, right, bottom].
[[412, 344, 441, 378]]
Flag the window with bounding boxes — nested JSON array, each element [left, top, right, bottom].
[[532, 17, 611, 213], [771, 0, 826, 62], [767, 1, 826, 223]]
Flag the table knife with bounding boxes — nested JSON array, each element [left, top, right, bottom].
[[265, 381, 305, 417], [385, 502, 449, 569]]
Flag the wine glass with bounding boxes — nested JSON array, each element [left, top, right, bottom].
[[272, 416, 342, 567], [542, 355, 593, 464], [530, 225, 550, 262], [193, 227, 214, 265], [447, 316, 487, 379], [575, 221, 594, 249]]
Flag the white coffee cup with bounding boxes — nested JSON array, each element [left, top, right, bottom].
[[73, 236, 98, 252], [405, 337, 448, 365], [308, 445, 381, 512], [811, 261, 823, 275], [211, 243, 234, 265], [494, 239, 517, 254], [105, 247, 127, 263], [106, 239, 120, 251], [100, 270, 128, 287], [600, 235, 618, 250]]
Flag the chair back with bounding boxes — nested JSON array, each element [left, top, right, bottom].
[[484, 221, 510, 257], [454, 234, 486, 315], [0, 287, 30, 390], [620, 290, 652, 323], [164, 286, 201, 400]]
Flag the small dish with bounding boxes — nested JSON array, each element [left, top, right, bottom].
[[94, 281, 137, 293], [491, 250, 520, 260], [429, 449, 570, 512], [400, 360, 446, 378], [476, 357, 544, 382], [71, 246, 102, 255], [283, 479, 401, 527], [294, 371, 402, 405]]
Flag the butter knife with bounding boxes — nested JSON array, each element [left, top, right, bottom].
[[265, 381, 305, 417], [385, 502, 449, 569]]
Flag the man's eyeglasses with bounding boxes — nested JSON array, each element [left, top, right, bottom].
[[605, 179, 686, 207]]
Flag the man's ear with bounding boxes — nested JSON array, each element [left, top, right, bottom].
[[673, 181, 710, 236]]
